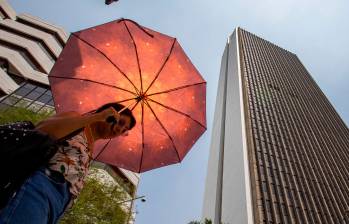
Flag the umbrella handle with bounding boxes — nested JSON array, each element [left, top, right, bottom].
[[106, 100, 137, 125], [83, 100, 137, 126], [117, 101, 137, 113]]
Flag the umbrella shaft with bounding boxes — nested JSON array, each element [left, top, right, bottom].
[[118, 101, 136, 113]]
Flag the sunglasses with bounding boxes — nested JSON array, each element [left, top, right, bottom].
[[107, 116, 129, 133]]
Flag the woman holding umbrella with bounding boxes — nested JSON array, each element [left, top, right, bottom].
[[0, 103, 136, 224], [1, 17, 206, 224]]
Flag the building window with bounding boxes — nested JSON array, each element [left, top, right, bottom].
[[0, 40, 46, 73], [0, 81, 54, 113], [0, 58, 8, 71], [0, 24, 57, 62], [0, 58, 26, 87], [16, 18, 65, 48], [0, 89, 6, 98], [8, 74, 25, 85], [0, 7, 8, 19]]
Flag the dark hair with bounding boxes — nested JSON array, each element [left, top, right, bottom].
[[95, 102, 136, 130]]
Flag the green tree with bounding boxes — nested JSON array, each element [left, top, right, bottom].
[[0, 106, 52, 125], [59, 168, 129, 224], [188, 218, 213, 224]]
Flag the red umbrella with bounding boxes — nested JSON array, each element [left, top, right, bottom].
[[49, 19, 206, 172]]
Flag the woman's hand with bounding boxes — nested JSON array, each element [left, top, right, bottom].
[[93, 107, 120, 124], [35, 107, 121, 141]]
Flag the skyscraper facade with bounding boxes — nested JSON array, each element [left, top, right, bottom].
[[202, 28, 349, 224]]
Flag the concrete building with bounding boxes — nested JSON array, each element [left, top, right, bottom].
[[202, 28, 349, 224], [0, 1, 140, 221], [0, 0, 68, 112]]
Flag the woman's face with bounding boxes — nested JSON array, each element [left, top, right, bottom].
[[93, 114, 132, 139]]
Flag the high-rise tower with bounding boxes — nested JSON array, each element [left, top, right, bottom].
[[202, 28, 349, 224]]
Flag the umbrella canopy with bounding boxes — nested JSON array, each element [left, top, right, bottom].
[[49, 19, 206, 173]]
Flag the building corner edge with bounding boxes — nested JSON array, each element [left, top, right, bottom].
[[236, 27, 255, 224]]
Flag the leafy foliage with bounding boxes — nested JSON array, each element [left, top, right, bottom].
[[188, 219, 212, 224], [59, 168, 129, 224], [0, 106, 52, 125]]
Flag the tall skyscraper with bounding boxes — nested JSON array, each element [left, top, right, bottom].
[[202, 28, 349, 224]]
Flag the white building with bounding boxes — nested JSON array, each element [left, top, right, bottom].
[[0, 0, 68, 112], [0, 0, 68, 95], [202, 28, 253, 224]]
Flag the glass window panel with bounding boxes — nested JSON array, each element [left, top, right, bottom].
[[37, 94, 51, 104], [14, 99, 30, 107], [35, 87, 46, 94], [23, 83, 36, 89], [3, 96, 20, 105], [14, 86, 32, 96], [48, 99, 54, 106], [0, 104, 9, 110], [26, 90, 41, 100], [28, 103, 41, 111]]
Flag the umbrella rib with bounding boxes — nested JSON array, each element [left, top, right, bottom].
[[116, 98, 138, 105], [147, 98, 206, 130], [123, 21, 143, 94], [138, 101, 145, 172], [50, 75, 138, 96], [130, 100, 140, 111], [146, 82, 206, 97], [93, 138, 112, 161], [143, 38, 177, 95], [144, 100, 181, 163], [118, 18, 154, 38], [83, 98, 137, 115], [71, 33, 140, 95]]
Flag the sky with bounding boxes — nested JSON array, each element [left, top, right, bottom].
[[8, 0, 349, 223]]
